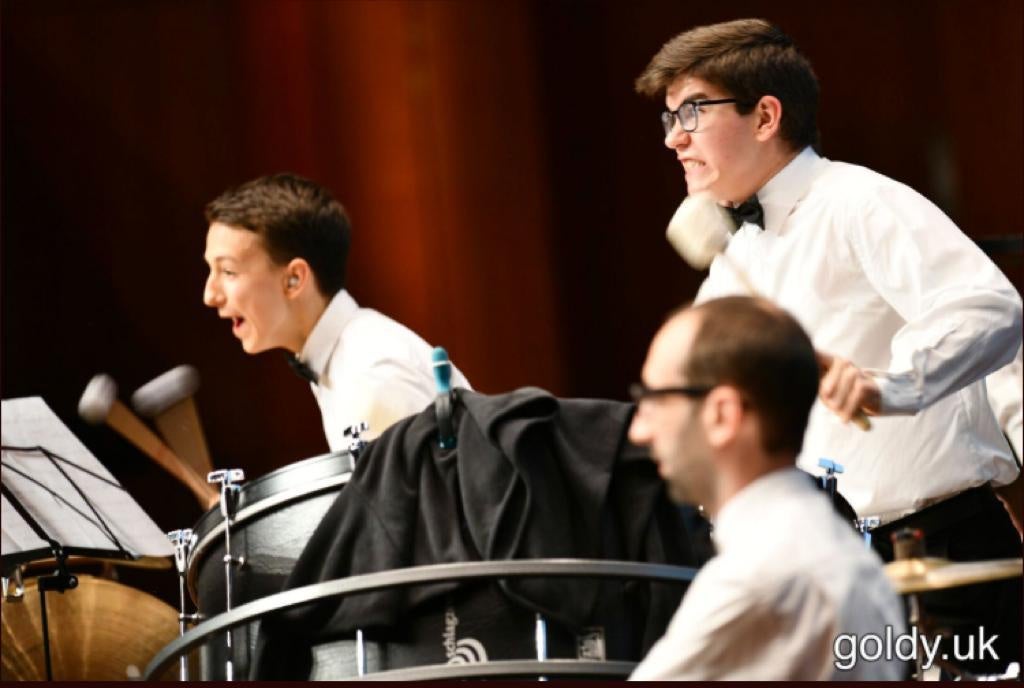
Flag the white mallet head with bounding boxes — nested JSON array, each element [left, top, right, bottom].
[[665, 191, 733, 270], [131, 365, 200, 418], [78, 374, 118, 424]]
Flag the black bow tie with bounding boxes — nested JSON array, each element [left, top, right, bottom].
[[286, 354, 319, 384], [726, 196, 764, 232]]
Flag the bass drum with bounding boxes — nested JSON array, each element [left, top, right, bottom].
[[187, 450, 354, 679]]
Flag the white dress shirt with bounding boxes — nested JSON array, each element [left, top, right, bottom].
[[630, 468, 906, 681], [298, 290, 471, 450], [696, 148, 1022, 519]]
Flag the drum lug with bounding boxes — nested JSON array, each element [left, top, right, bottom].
[[222, 554, 246, 568], [344, 422, 370, 458]]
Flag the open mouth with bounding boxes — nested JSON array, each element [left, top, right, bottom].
[[231, 317, 245, 335]]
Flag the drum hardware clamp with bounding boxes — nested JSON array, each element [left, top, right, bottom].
[[2, 566, 25, 602], [816, 457, 844, 498], [856, 516, 881, 548], [344, 422, 370, 459], [168, 528, 200, 681], [207, 468, 246, 680]]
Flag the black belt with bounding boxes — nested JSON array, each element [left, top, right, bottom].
[[870, 484, 997, 556]]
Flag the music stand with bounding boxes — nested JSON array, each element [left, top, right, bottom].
[[1, 396, 174, 679]]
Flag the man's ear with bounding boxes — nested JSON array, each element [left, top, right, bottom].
[[284, 258, 313, 297], [701, 385, 745, 448], [753, 95, 783, 142]]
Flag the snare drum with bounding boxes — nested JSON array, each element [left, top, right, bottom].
[[186, 450, 354, 679]]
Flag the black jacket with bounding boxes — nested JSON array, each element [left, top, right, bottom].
[[254, 387, 707, 677]]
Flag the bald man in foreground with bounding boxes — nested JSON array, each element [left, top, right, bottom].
[[628, 297, 905, 680]]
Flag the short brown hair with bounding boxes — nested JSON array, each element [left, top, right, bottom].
[[635, 19, 820, 152], [682, 296, 819, 456], [205, 173, 351, 297]]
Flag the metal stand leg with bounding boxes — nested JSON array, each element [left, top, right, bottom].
[[908, 593, 925, 681], [891, 528, 927, 681], [355, 629, 367, 677], [168, 528, 198, 681], [38, 586, 53, 681], [535, 613, 548, 681], [208, 469, 246, 681], [34, 547, 77, 682]]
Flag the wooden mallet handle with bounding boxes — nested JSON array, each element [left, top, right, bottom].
[[131, 365, 214, 479], [79, 374, 218, 508]]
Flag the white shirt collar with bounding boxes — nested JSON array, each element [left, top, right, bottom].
[[300, 289, 359, 380], [711, 466, 806, 553], [757, 146, 825, 235]]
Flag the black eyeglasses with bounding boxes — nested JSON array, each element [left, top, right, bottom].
[[660, 98, 740, 136], [629, 382, 713, 403]]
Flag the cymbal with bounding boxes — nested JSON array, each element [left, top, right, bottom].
[[885, 557, 1023, 595], [1, 574, 180, 681], [20, 554, 171, 575]]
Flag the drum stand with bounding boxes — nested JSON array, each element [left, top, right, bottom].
[[208, 468, 246, 681], [343, 425, 372, 675], [167, 528, 200, 681], [349, 421, 374, 676]]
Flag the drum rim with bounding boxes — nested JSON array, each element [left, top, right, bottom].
[[190, 450, 353, 540], [352, 658, 637, 681], [186, 451, 354, 598], [146, 558, 698, 681]]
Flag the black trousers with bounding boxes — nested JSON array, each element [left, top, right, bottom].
[[870, 486, 1022, 676]]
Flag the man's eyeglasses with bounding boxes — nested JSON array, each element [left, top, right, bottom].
[[629, 382, 713, 403], [661, 98, 740, 136]]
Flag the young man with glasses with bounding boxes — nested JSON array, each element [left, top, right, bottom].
[[202, 173, 470, 448], [635, 19, 1021, 675], [628, 296, 904, 679]]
